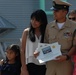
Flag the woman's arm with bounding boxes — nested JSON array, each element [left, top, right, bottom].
[[20, 29, 29, 75]]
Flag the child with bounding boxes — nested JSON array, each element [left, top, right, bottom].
[[0, 44, 21, 75]]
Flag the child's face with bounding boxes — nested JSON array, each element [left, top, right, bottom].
[[6, 49, 17, 61]]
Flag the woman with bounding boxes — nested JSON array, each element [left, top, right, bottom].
[[21, 9, 48, 75]]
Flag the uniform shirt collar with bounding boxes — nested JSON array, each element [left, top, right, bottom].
[[51, 19, 71, 28]]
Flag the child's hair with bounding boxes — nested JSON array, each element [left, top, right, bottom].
[[6, 44, 21, 64], [29, 9, 48, 43]]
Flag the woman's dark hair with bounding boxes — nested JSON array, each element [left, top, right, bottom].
[[29, 9, 48, 43], [6, 44, 21, 65]]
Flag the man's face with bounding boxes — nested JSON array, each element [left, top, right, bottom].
[[53, 9, 67, 21], [68, 14, 76, 22]]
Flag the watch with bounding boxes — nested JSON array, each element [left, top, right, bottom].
[[65, 54, 70, 60]]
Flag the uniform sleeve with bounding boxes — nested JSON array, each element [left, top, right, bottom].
[[73, 36, 76, 46], [73, 29, 76, 46]]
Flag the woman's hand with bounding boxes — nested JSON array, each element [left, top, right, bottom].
[[34, 51, 40, 58], [21, 66, 29, 75]]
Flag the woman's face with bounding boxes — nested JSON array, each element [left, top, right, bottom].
[[6, 49, 17, 61], [31, 18, 41, 28]]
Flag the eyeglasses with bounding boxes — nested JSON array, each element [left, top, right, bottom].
[[69, 17, 76, 21]]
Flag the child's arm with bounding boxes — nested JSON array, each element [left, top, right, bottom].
[[0, 59, 4, 75], [0, 59, 4, 66]]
